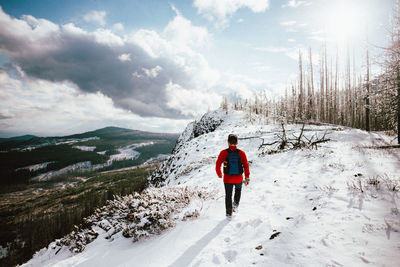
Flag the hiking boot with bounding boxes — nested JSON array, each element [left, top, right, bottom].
[[232, 203, 239, 212]]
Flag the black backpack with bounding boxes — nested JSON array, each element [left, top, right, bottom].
[[223, 149, 244, 175]]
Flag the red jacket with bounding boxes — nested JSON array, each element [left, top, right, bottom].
[[216, 145, 250, 184]]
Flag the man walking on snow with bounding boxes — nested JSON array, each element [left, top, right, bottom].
[[216, 134, 250, 217]]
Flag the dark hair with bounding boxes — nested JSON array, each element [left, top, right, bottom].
[[228, 134, 238, 145]]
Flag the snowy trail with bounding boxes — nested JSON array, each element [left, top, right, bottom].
[[24, 111, 400, 267]]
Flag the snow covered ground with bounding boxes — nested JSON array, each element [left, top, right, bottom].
[[108, 142, 155, 163], [24, 110, 400, 267], [73, 146, 97, 152], [16, 161, 55, 172]]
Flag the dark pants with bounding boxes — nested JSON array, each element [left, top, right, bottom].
[[224, 182, 242, 215]]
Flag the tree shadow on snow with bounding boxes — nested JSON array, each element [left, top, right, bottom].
[[168, 219, 229, 267]]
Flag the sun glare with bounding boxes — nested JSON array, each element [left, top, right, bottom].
[[325, 4, 364, 43]]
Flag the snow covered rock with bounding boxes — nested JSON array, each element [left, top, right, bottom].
[[150, 110, 227, 186], [192, 110, 226, 138]]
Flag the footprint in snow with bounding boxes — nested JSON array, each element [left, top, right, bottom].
[[223, 250, 238, 262], [321, 238, 330, 247], [360, 256, 371, 264], [212, 254, 221, 264]]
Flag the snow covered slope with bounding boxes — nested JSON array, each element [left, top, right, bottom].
[[24, 110, 400, 267]]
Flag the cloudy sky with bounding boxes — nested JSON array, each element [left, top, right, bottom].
[[0, 0, 394, 137]]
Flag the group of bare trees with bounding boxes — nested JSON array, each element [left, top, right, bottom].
[[225, 1, 400, 144], [380, 0, 400, 144], [283, 45, 374, 129]]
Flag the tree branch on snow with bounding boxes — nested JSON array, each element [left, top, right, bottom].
[[259, 123, 331, 155]]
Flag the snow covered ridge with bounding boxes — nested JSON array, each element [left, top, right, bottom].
[[151, 110, 227, 186], [20, 136, 100, 151], [23, 110, 400, 266], [173, 110, 226, 153], [15, 161, 55, 172], [28, 186, 215, 258]]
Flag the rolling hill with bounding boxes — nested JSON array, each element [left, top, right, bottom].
[[0, 126, 179, 186]]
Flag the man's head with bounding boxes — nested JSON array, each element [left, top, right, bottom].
[[228, 134, 238, 146]]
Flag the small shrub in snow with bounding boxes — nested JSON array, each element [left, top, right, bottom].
[[382, 174, 400, 192], [52, 186, 214, 253], [367, 177, 381, 189], [347, 174, 399, 193], [182, 209, 200, 221], [319, 185, 339, 194]]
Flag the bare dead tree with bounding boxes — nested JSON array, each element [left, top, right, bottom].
[[259, 123, 331, 154], [299, 50, 304, 120], [308, 47, 315, 121], [221, 96, 229, 114], [366, 37, 371, 132], [320, 48, 325, 122], [334, 46, 339, 125], [325, 42, 329, 123]]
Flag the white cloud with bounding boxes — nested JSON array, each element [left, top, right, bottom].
[[288, 38, 296, 42], [255, 46, 287, 53], [237, 18, 244, 23], [132, 72, 143, 78], [308, 30, 326, 42], [255, 46, 303, 61], [280, 20, 297, 26], [193, 0, 270, 27], [83, 10, 106, 26], [280, 20, 308, 33], [21, 14, 60, 39], [165, 82, 222, 117], [251, 62, 272, 72], [129, 29, 167, 58], [142, 66, 163, 78], [164, 6, 210, 49], [93, 28, 124, 46], [129, 8, 219, 90], [0, 11, 60, 55], [0, 70, 187, 136], [62, 23, 87, 35], [112, 23, 124, 31], [281, 0, 309, 8], [118, 53, 131, 62]]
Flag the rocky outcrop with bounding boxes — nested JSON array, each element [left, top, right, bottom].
[[149, 110, 226, 186]]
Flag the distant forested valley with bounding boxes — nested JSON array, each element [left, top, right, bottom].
[[0, 126, 178, 188], [0, 127, 178, 266]]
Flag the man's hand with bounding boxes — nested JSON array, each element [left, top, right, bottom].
[[218, 174, 222, 178], [244, 178, 250, 186]]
